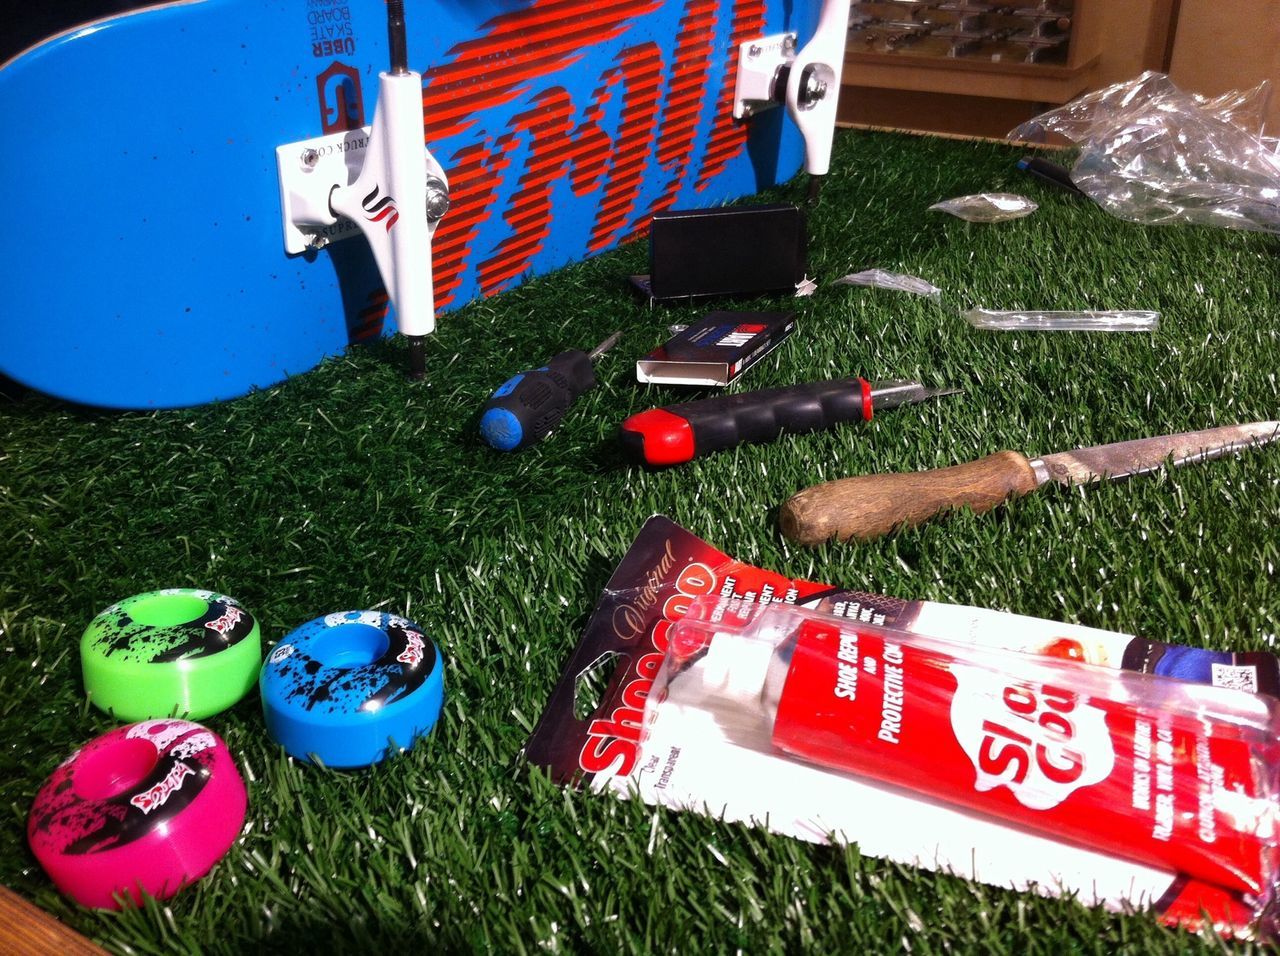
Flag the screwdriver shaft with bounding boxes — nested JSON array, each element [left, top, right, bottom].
[[588, 331, 623, 362]]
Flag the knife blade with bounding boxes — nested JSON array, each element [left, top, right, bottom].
[[779, 421, 1280, 546]]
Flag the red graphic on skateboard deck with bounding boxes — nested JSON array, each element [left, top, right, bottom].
[[420, 0, 663, 143], [419, 0, 762, 307], [632, 0, 719, 229], [696, 0, 766, 190]]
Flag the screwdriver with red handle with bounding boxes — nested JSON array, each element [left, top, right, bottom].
[[619, 378, 958, 467]]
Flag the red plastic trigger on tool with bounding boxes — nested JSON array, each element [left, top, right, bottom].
[[621, 408, 695, 466]]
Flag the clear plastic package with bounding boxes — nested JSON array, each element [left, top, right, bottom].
[[833, 269, 942, 298], [525, 516, 1280, 939], [963, 308, 1160, 332], [656, 597, 1280, 906], [1010, 72, 1280, 233], [928, 193, 1038, 222]]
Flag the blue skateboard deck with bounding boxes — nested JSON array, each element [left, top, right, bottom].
[[0, 0, 809, 408]]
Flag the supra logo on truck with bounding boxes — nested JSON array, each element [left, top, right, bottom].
[[950, 666, 1115, 810], [361, 186, 399, 232], [578, 544, 717, 778]]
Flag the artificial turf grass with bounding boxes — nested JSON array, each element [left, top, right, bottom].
[[2, 127, 1280, 954]]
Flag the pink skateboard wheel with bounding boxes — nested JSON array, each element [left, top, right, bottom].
[[28, 720, 246, 909]]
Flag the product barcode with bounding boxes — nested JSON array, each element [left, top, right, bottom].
[[1211, 662, 1258, 694]]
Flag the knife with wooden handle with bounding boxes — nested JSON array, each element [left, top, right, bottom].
[[779, 421, 1280, 546]]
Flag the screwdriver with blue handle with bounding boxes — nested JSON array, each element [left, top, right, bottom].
[[479, 332, 623, 451]]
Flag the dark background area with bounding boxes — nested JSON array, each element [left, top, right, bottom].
[[0, 2, 162, 63]]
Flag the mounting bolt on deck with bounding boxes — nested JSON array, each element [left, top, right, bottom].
[[425, 177, 450, 221]]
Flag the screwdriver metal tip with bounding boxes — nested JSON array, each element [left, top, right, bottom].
[[868, 380, 962, 411], [588, 331, 623, 362]]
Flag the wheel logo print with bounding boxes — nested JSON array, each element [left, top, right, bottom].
[[362, 185, 399, 232]]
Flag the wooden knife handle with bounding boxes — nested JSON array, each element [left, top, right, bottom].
[[779, 451, 1040, 546]]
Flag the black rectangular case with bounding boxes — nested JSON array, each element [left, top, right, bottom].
[[645, 204, 807, 301]]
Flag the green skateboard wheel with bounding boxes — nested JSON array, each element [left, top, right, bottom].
[[80, 589, 262, 720]]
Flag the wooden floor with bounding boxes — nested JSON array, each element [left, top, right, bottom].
[[0, 887, 105, 956]]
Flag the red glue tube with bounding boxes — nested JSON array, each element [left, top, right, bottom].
[[679, 603, 1280, 899]]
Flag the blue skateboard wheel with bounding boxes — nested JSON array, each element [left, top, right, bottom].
[[259, 611, 444, 769]]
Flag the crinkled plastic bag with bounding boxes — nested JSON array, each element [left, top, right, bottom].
[[794, 276, 818, 297], [1010, 72, 1280, 233], [928, 193, 1038, 222], [833, 269, 942, 298]]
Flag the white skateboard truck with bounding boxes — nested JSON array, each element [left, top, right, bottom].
[[733, 0, 852, 200], [277, 0, 448, 380], [276, 0, 847, 383]]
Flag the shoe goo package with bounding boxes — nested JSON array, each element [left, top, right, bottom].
[[525, 516, 1280, 938]]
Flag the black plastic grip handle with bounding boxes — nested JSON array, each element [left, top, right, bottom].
[[478, 350, 595, 451], [620, 378, 870, 466]]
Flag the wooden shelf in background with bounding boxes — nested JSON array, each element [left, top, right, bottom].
[[840, 0, 1107, 130], [844, 50, 1100, 103]]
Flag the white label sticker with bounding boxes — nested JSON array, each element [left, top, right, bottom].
[[268, 643, 295, 664], [323, 610, 384, 628], [126, 719, 200, 751], [1211, 662, 1258, 694]]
